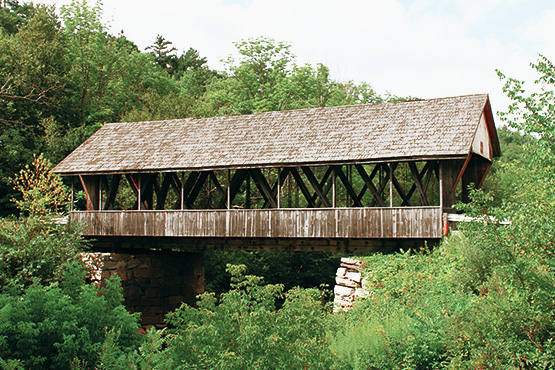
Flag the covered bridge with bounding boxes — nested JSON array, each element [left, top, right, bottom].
[[55, 93, 500, 253]]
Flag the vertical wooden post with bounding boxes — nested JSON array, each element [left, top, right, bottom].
[[441, 159, 465, 213], [181, 173, 185, 210], [389, 164, 393, 207], [138, 175, 142, 210], [332, 167, 336, 208], [98, 176, 103, 210], [227, 170, 231, 210], [277, 168, 281, 209], [70, 177, 74, 212], [439, 162, 444, 211]]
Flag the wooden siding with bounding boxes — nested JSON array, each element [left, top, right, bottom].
[[71, 207, 444, 239]]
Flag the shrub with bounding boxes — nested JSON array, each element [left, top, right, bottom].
[[0, 216, 88, 289], [0, 263, 140, 370], [101, 265, 336, 369]]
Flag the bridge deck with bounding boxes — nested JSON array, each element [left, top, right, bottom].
[[72, 207, 445, 240]]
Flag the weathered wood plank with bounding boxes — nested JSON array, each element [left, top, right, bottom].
[[71, 207, 444, 240]]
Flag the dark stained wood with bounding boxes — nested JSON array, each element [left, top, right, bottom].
[[370, 164, 390, 207], [89, 235, 437, 253], [334, 166, 363, 207], [408, 162, 429, 206], [290, 168, 316, 208], [311, 166, 333, 207], [250, 168, 277, 208], [441, 159, 465, 212], [103, 174, 121, 210], [462, 154, 492, 203], [208, 171, 226, 205], [138, 174, 157, 210], [355, 164, 386, 207], [79, 175, 100, 210], [263, 167, 292, 208], [186, 171, 209, 208], [390, 163, 412, 206], [302, 167, 331, 207], [71, 207, 444, 240], [217, 169, 249, 209], [156, 173, 173, 209]]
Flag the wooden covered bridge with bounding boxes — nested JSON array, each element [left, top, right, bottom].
[[55, 94, 499, 324], [55, 93, 500, 253]]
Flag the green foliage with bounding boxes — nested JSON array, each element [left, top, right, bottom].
[[202, 37, 387, 116], [0, 3, 69, 215], [498, 54, 555, 154], [9, 153, 70, 216], [0, 264, 140, 370], [331, 248, 454, 369], [160, 264, 333, 369], [0, 216, 88, 289], [204, 249, 345, 295], [97, 265, 335, 369], [330, 55, 555, 369]]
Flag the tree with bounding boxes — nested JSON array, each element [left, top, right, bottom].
[[498, 54, 555, 154], [202, 37, 386, 116], [146, 34, 178, 75], [9, 153, 70, 217], [0, 3, 69, 215]]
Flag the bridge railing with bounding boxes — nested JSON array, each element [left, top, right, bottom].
[[70, 207, 445, 239]]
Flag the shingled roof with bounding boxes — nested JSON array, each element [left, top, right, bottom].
[[54, 94, 499, 175]]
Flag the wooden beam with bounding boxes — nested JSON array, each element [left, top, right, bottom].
[[390, 164, 411, 206], [250, 168, 277, 208], [370, 164, 391, 207], [156, 173, 173, 209], [310, 166, 333, 207], [217, 169, 249, 209], [208, 171, 225, 197], [263, 167, 292, 209], [302, 167, 332, 207], [440, 159, 465, 212], [139, 174, 157, 210], [186, 172, 209, 208], [103, 174, 121, 210], [408, 162, 429, 206], [79, 175, 100, 210], [334, 166, 363, 207], [290, 168, 316, 208], [355, 164, 386, 207]]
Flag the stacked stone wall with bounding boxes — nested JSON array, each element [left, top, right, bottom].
[[89, 252, 204, 327], [333, 257, 368, 312]]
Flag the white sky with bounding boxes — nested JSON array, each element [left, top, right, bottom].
[[39, 0, 555, 121]]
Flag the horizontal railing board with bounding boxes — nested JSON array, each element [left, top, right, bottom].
[[71, 207, 444, 239]]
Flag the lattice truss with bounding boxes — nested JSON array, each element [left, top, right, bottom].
[[78, 161, 443, 211]]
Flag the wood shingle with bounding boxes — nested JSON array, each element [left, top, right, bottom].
[[54, 93, 499, 175]]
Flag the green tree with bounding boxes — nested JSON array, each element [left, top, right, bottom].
[[9, 153, 70, 217], [201, 37, 394, 116], [146, 34, 178, 75], [0, 2, 69, 215]]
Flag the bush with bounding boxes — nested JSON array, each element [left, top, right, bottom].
[[0, 216, 88, 289], [0, 263, 140, 370], [98, 265, 335, 369], [163, 265, 334, 369], [331, 248, 456, 369]]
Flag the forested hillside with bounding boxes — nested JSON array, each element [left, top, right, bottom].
[[2, 0, 555, 369], [0, 0, 404, 216]]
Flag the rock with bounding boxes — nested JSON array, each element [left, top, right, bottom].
[[345, 271, 362, 283], [336, 276, 359, 288], [334, 285, 355, 297]]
